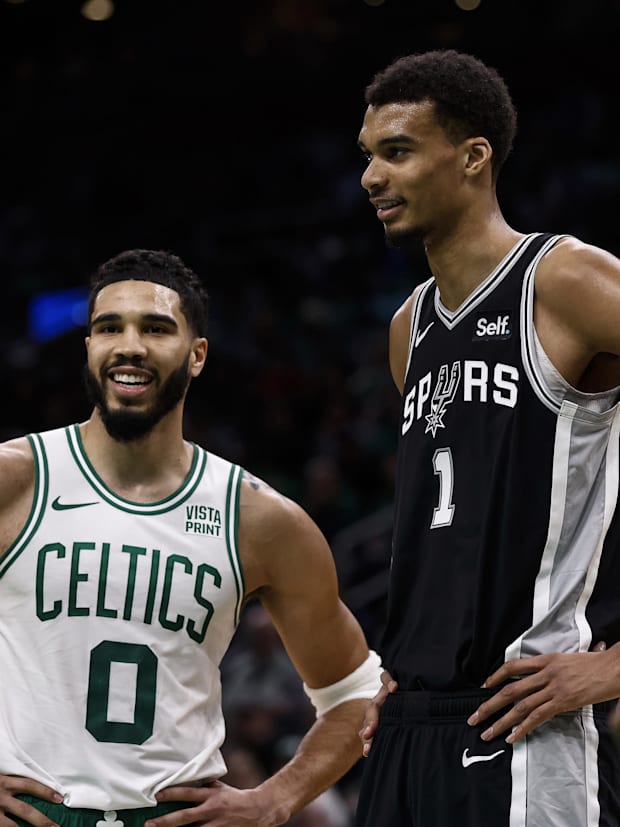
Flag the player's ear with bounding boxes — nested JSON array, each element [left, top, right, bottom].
[[190, 337, 208, 376], [463, 137, 492, 178]]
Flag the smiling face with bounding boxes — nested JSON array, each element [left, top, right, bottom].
[[84, 279, 207, 442], [358, 99, 479, 246]]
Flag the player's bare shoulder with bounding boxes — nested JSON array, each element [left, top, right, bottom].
[[533, 236, 620, 386], [0, 436, 36, 556], [239, 470, 314, 547], [390, 293, 415, 334], [238, 470, 335, 596], [536, 237, 620, 334], [0, 436, 35, 504], [536, 236, 620, 301], [389, 289, 419, 394]]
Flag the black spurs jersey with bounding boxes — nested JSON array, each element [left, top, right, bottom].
[[382, 232, 620, 690]]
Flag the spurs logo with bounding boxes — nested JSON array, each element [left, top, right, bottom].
[[401, 359, 518, 437], [425, 362, 461, 437]]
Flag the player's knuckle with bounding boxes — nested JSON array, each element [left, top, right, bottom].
[[528, 707, 544, 723], [500, 683, 517, 700]]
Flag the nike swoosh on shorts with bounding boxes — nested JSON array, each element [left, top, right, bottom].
[[461, 747, 505, 767]]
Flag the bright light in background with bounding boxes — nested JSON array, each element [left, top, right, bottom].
[[455, 0, 482, 8], [28, 287, 89, 343], [81, 0, 114, 22]]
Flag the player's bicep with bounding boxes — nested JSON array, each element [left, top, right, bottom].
[[259, 512, 368, 690], [389, 294, 415, 394], [0, 438, 36, 554], [0, 439, 34, 507], [539, 241, 620, 355]]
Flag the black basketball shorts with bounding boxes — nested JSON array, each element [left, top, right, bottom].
[[354, 690, 620, 827]]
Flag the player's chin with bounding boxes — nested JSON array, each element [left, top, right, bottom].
[[108, 387, 152, 406], [385, 224, 424, 248]]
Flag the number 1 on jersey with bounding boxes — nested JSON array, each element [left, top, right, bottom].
[[431, 447, 455, 528]]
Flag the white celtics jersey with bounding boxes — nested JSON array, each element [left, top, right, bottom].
[[0, 425, 245, 809]]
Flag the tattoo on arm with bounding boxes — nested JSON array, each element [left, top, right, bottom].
[[244, 471, 269, 491]]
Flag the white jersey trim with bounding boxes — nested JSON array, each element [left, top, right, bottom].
[[404, 277, 434, 380], [520, 234, 566, 413], [434, 234, 542, 329], [226, 464, 245, 625], [584, 707, 602, 826], [509, 738, 527, 827]]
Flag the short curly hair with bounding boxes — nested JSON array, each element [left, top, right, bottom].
[[364, 49, 517, 180], [88, 249, 209, 337]]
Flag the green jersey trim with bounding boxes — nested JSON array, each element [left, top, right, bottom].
[[226, 464, 245, 625], [66, 424, 207, 515], [0, 434, 49, 578]]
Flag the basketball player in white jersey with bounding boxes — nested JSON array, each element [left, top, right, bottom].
[[353, 50, 620, 826], [0, 249, 383, 827]]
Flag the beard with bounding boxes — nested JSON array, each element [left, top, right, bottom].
[[83, 356, 192, 443], [385, 224, 425, 251], [384, 223, 434, 275]]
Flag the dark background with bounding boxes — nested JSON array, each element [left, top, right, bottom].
[[2, 0, 619, 821]]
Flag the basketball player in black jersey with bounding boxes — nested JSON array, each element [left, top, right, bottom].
[[354, 49, 620, 826]]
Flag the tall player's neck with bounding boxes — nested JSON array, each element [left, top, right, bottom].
[[79, 411, 194, 503], [426, 206, 523, 312]]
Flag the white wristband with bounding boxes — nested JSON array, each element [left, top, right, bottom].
[[303, 649, 383, 717]]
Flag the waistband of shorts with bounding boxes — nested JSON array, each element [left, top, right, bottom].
[[381, 689, 497, 721], [381, 689, 619, 722], [17, 795, 193, 826]]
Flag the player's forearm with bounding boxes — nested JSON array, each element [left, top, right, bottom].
[[601, 642, 620, 697], [254, 698, 367, 825]]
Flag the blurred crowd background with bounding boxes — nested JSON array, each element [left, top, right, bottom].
[[2, 0, 619, 822]]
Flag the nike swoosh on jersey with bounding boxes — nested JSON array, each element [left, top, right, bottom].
[[51, 496, 99, 510], [461, 747, 505, 767], [414, 321, 434, 347]]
